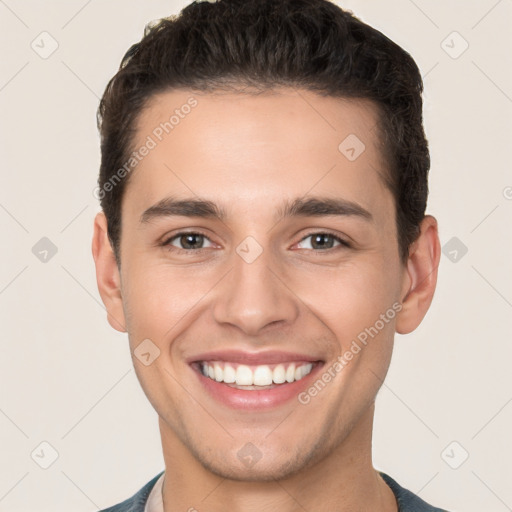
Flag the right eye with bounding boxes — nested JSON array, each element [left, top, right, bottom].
[[161, 231, 216, 253]]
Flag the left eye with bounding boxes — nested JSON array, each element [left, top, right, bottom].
[[296, 233, 349, 250]]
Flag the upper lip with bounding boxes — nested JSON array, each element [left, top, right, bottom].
[[188, 350, 322, 365]]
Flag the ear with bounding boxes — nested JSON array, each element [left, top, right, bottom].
[[91, 211, 127, 332], [395, 215, 441, 335]]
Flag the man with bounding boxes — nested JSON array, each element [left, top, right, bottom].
[[92, 0, 448, 510]]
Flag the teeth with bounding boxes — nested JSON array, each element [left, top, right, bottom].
[[272, 364, 286, 384], [223, 364, 236, 383], [236, 365, 253, 385], [200, 361, 314, 386], [214, 363, 223, 382], [286, 364, 296, 383], [253, 365, 273, 386]]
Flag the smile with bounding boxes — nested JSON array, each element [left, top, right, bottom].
[[199, 361, 314, 387], [189, 351, 324, 410]]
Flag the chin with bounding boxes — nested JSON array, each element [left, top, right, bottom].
[[195, 445, 318, 483]]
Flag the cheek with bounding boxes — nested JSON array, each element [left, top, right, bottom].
[[121, 240, 401, 346], [289, 259, 399, 334], [121, 261, 218, 340]]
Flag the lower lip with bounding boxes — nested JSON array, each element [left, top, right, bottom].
[[192, 363, 323, 410]]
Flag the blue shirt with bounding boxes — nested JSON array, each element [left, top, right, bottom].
[[99, 470, 450, 511]]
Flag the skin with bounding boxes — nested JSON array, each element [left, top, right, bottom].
[[92, 87, 441, 511]]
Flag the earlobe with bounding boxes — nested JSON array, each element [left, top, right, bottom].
[[91, 211, 127, 333], [395, 215, 441, 335]]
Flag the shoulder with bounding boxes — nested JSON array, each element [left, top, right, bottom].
[[379, 472, 451, 512], [98, 470, 165, 512]]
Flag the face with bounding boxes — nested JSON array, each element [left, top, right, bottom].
[[97, 88, 416, 481]]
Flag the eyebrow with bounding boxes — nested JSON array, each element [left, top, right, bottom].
[[139, 195, 373, 224]]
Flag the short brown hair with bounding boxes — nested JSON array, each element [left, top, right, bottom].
[[97, 0, 430, 266]]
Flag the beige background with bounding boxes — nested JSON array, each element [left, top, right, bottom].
[[1, 0, 511, 510]]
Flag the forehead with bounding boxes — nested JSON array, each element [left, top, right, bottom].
[[123, 88, 392, 222]]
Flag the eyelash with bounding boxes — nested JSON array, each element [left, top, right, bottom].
[[160, 230, 351, 254]]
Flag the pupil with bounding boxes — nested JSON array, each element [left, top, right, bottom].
[[182, 234, 202, 249], [313, 234, 332, 249]]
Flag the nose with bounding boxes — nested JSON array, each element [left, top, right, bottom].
[[212, 244, 299, 336]]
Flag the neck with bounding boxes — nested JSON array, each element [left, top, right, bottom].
[[158, 404, 397, 512]]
